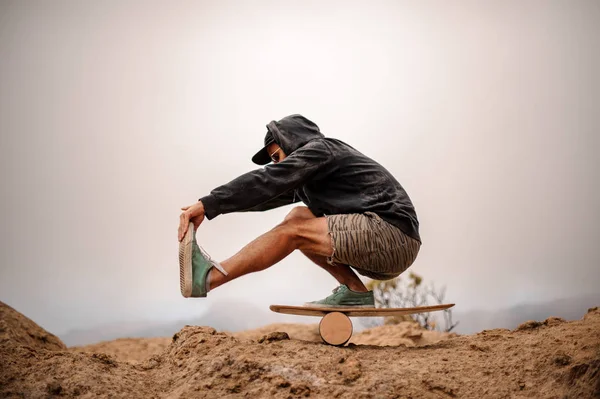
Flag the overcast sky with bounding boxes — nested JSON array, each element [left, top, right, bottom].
[[1, 0, 599, 335]]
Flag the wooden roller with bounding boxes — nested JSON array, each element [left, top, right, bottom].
[[319, 312, 353, 346]]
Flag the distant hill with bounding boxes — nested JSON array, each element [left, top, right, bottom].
[[452, 293, 600, 334], [60, 300, 282, 346]]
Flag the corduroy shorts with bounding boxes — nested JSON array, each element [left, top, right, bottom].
[[325, 212, 421, 280]]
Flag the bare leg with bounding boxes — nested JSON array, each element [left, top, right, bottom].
[[301, 251, 368, 292], [285, 207, 368, 292], [208, 207, 332, 290], [280, 207, 368, 292]]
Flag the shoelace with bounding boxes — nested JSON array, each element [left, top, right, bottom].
[[198, 245, 229, 276], [331, 285, 346, 295]]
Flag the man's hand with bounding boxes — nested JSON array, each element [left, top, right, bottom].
[[178, 201, 206, 241]]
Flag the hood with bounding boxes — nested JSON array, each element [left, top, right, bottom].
[[267, 114, 324, 155], [251, 114, 325, 165]]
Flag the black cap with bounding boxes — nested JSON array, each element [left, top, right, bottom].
[[251, 131, 276, 165]]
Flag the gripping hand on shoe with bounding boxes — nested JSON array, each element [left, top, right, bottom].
[[178, 201, 205, 241]]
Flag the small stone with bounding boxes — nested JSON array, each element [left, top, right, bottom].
[[554, 353, 571, 366], [516, 320, 543, 331], [278, 380, 290, 388], [227, 383, 242, 393], [258, 332, 289, 343], [91, 353, 117, 367], [544, 317, 566, 326], [47, 381, 62, 395], [290, 383, 311, 397], [469, 344, 489, 352], [221, 371, 232, 379], [271, 376, 290, 388]]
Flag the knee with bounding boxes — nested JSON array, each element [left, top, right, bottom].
[[274, 217, 303, 246], [277, 209, 317, 241], [283, 206, 314, 222], [276, 213, 326, 252]]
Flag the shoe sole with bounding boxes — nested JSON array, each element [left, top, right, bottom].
[[179, 223, 194, 298]]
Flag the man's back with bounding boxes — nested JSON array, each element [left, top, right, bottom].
[[295, 137, 421, 243]]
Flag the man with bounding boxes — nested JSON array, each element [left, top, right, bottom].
[[178, 114, 421, 308]]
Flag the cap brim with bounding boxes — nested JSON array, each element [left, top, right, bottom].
[[252, 146, 271, 165]]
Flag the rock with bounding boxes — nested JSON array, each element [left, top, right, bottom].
[[554, 353, 572, 366], [91, 352, 117, 367], [258, 332, 290, 343], [544, 317, 566, 326], [516, 320, 543, 331], [46, 381, 62, 395]]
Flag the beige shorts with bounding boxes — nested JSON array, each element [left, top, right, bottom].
[[325, 212, 421, 280]]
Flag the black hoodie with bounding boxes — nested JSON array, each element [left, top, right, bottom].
[[199, 115, 421, 243]]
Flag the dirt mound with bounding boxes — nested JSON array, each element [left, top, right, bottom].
[[1, 306, 599, 398], [232, 323, 321, 343], [68, 321, 439, 364], [350, 321, 456, 346], [70, 337, 171, 363], [0, 301, 66, 351]]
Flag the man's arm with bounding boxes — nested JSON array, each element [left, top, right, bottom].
[[199, 140, 333, 220], [178, 188, 301, 241]]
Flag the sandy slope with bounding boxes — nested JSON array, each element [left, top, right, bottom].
[[67, 321, 453, 363], [0, 301, 65, 352], [1, 301, 598, 398], [70, 337, 172, 363]]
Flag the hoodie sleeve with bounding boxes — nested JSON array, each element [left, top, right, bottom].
[[199, 140, 332, 220], [239, 189, 300, 212]]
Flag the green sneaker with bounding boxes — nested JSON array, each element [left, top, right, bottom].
[[179, 223, 228, 298], [304, 285, 375, 308]]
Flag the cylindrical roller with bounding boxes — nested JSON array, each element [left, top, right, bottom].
[[319, 312, 353, 346]]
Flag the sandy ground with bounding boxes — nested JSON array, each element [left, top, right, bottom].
[[1, 301, 598, 398], [67, 321, 454, 364]]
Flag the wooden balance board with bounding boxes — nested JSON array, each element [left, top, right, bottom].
[[270, 303, 455, 346]]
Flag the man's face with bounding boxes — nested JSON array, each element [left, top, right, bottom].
[[266, 143, 287, 164]]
